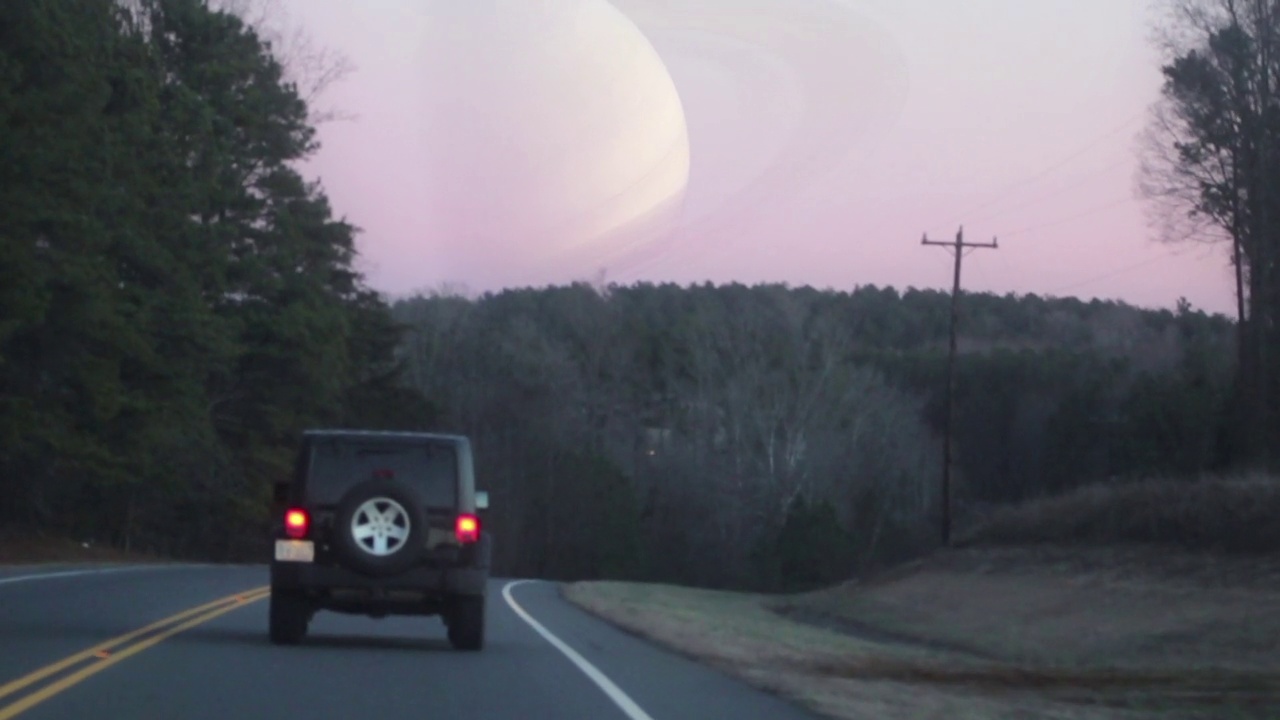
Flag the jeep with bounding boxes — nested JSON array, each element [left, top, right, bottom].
[[268, 430, 491, 650]]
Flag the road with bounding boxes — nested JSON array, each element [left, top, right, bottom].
[[0, 564, 819, 719]]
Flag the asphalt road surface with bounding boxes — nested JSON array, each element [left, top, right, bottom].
[[0, 564, 819, 719]]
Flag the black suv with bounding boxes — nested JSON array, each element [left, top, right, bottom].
[[268, 430, 491, 650]]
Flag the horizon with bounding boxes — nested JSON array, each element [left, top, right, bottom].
[[378, 276, 1239, 320]]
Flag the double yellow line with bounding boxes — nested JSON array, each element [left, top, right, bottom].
[[0, 587, 269, 719]]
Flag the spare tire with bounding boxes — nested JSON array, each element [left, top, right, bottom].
[[332, 478, 427, 576]]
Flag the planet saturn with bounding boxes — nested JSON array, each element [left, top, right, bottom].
[[416, 0, 692, 288], [405, 0, 906, 289]]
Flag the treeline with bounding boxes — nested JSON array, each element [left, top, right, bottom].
[[394, 283, 1236, 591], [0, 0, 429, 558]]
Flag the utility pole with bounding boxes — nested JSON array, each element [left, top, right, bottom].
[[921, 226, 997, 546]]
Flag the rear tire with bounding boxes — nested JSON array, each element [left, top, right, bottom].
[[269, 589, 310, 645], [447, 595, 485, 651]]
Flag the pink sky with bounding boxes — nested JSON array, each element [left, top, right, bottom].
[[280, 0, 1237, 316]]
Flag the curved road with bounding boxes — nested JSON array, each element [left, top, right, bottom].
[[0, 565, 818, 719]]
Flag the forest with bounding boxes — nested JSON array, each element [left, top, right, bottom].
[[393, 283, 1237, 589], [0, 0, 1273, 592], [0, 0, 431, 560]]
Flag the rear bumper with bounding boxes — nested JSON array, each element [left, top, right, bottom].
[[270, 562, 488, 597]]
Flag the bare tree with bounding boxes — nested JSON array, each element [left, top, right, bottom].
[[210, 0, 356, 124], [673, 286, 939, 578], [117, 0, 355, 125], [1137, 0, 1280, 468], [1137, 0, 1250, 317]]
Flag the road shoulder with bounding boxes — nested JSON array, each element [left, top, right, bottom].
[[506, 579, 822, 720]]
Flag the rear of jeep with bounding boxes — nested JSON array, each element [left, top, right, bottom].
[[269, 430, 491, 650]]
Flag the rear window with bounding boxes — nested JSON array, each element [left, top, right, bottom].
[[305, 440, 458, 508]]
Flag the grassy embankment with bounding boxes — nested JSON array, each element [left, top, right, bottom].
[[563, 475, 1280, 720], [0, 530, 169, 566]]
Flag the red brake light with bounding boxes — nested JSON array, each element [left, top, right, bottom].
[[455, 514, 480, 544], [284, 508, 309, 539]]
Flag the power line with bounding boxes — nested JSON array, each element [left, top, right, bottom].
[[1000, 196, 1135, 238], [939, 111, 1145, 228], [1045, 248, 1192, 295], [920, 226, 998, 548], [966, 156, 1132, 227]]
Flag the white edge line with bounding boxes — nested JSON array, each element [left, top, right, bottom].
[[502, 580, 656, 720], [0, 565, 174, 587]]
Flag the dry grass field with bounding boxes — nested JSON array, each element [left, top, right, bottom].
[[564, 476, 1280, 720]]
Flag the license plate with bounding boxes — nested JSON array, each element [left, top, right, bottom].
[[274, 539, 314, 563]]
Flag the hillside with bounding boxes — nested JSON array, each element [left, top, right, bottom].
[[565, 545, 1278, 719], [393, 282, 1239, 587], [563, 476, 1280, 719]]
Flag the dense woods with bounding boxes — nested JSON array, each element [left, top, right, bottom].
[[393, 284, 1237, 590], [0, 0, 430, 558], [0, 0, 1272, 592]]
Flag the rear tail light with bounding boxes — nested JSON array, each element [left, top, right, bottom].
[[284, 508, 309, 539], [455, 514, 480, 544]]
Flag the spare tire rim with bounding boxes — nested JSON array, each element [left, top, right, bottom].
[[350, 497, 411, 557]]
